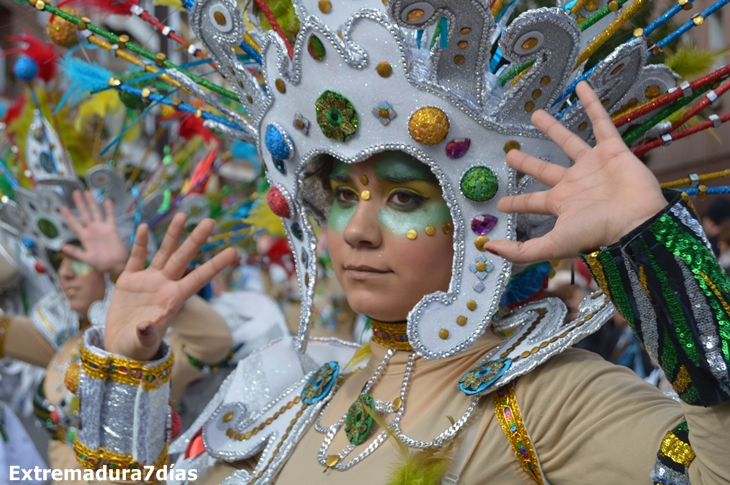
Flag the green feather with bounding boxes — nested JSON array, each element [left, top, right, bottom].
[[665, 44, 730, 81]]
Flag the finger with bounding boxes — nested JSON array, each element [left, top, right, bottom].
[[150, 213, 187, 270], [506, 150, 567, 187], [178, 247, 237, 299], [531, 110, 591, 162], [164, 218, 216, 280], [125, 224, 149, 273], [61, 244, 86, 261], [484, 233, 566, 265], [73, 190, 91, 223], [497, 191, 553, 215], [575, 81, 622, 143], [85, 191, 103, 221], [103, 199, 117, 225], [60, 206, 84, 235]]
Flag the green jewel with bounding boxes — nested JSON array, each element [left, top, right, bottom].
[[461, 167, 499, 202], [307, 35, 326, 61], [37, 218, 59, 239], [315, 90, 358, 142], [345, 393, 374, 446]]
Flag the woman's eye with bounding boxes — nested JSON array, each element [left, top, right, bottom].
[[335, 187, 358, 204], [388, 190, 425, 210]]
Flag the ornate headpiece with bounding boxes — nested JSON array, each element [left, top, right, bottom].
[[182, 0, 690, 359]]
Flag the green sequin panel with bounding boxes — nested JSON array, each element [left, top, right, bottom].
[[597, 249, 636, 330], [345, 394, 375, 446], [650, 213, 730, 365], [660, 332, 679, 383], [644, 241, 701, 367]]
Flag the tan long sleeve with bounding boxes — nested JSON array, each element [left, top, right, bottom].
[[4, 314, 56, 368]]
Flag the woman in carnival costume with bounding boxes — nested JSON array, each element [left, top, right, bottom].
[[0, 177, 234, 482], [59, 0, 730, 483]]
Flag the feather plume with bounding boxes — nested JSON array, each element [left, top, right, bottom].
[[56, 53, 115, 111], [4, 32, 58, 82], [666, 44, 730, 81], [343, 342, 371, 371], [242, 193, 286, 237], [60, 0, 137, 16]]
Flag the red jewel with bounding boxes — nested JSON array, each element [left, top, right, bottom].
[[185, 430, 206, 459], [50, 409, 60, 424], [34, 261, 46, 274], [171, 410, 182, 439], [267, 187, 291, 219]]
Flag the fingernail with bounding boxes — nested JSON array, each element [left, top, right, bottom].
[[139, 326, 152, 337], [485, 247, 499, 256]]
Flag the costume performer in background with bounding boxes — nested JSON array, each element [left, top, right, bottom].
[[33, 0, 730, 483], [0, 181, 233, 483]]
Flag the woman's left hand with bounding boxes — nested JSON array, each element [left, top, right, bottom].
[[485, 82, 668, 264], [60, 190, 129, 276]]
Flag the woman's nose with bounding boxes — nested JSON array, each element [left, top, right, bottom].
[[343, 195, 383, 249]]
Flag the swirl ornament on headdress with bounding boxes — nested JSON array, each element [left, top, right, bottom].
[[188, 0, 678, 359]]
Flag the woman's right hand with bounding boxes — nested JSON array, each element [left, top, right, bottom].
[[104, 213, 237, 361]]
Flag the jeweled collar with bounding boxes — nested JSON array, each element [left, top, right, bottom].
[[370, 319, 412, 352]]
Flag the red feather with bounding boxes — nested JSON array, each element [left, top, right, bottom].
[[61, 0, 138, 15], [177, 113, 221, 145], [4, 94, 26, 124], [5, 32, 58, 82], [189, 148, 218, 193]]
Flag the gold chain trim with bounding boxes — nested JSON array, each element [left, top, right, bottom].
[[0, 315, 10, 358], [79, 340, 174, 390], [495, 383, 543, 485], [660, 431, 696, 467], [370, 320, 412, 351], [74, 439, 168, 471]]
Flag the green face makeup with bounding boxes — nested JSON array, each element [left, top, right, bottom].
[[327, 153, 452, 236]]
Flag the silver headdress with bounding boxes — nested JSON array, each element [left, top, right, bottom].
[[184, 0, 676, 359]]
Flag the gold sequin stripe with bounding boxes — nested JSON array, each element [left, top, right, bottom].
[[659, 429, 696, 468], [370, 320, 413, 351], [0, 315, 10, 358], [74, 439, 168, 472], [79, 341, 174, 390], [583, 252, 611, 298], [495, 383, 544, 485]]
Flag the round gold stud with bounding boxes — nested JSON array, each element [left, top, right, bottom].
[[118, 35, 129, 49], [275, 78, 286, 93], [141, 88, 151, 98], [475, 262, 487, 272], [376, 61, 393, 78], [318, 0, 332, 13], [456, 315, 467, 326], [393, 397, 403, 411], [407, 229, 418, 240], [223, 411, 234, 423], [522, 37, 538, 50], [645, 85, 661, 99], [457, 41, 468, 49], [532, 89, 542, 99], [628, 98, 639, 107], [466, 300, 477, 311], [601, 98, 610, 106], [407, 9, 425, 21], [442, 222, 452, 234], [35, 0, 45, 10], [474, 236, 489, 251], [439, 329, 449, 339], [425, 225, 435, 236], [681, 0, 693, 10], [360, 174, 369, 185], [608, 0, 619, 11], [213, 10, 227, 25], [698, 184, 708, 200], [576, 15, 585, 23], [155, 52, 166, 67], [326, 455, 340, 467], [461, 27, 471, 34], [540, 76, 551, 85], [525, 101, 535, 111], [361, 190, 371, 201], [692, 15, 704, 25], [454, 55, 465, 65], [503, 140, 520, 154], [578, 122, 588, 131], [633, 27, 644, 38]]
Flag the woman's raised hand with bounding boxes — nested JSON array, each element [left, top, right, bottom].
[[485, 82, 668, 264], [104, 213, 237, 361], [60, 190, 129, 276]]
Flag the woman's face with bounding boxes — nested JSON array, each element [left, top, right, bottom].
[[57, 256, 106, 318], [326, 152, 454, 322]]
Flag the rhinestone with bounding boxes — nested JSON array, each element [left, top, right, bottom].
[[318, 0, 332, 13], [275, 78, 286, 93], [325, 455, 340, 467], [645, 85, 661, 99], [223, 411, 234, 423], [425, 225, 435, 236], [392, 397, 403, 411], [361, 190, 371, 201], [360, 175, 369, 185], [407, 229, 417, 240], [473, 281, 485, 292], [307, 35, 326, 61], [442, 222, 452, 234], [454, 55, 465, 65], [445, 138, 471, 159], [407, 9, 424, 21], [471, 214, 498, 235], [522, 37, 538, 50]]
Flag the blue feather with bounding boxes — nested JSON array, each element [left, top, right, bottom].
[[55, 52, 115, 113], [231, 140, 260, 174]]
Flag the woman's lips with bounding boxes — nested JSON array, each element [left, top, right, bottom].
[[344, 265, 391, 280]]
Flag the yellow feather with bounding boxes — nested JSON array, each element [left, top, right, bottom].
[[242, 192, 287, 237], [665, 43, 730, 81], [344, 342, 371, 371]]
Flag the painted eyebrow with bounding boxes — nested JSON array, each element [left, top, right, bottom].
[[376, 172, 435, 183], [328, 171, 352, 183]]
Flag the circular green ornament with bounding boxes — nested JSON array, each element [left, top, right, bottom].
[[315, 90, 358, 142], [307, 35, 326, 61], [37, 218, 59, 239], [345, 393, 375, 446], [461, 167, 499, 202]]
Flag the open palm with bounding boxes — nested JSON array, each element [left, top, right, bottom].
[[60, 190, 129, 276], [485, 82, 667, 264], [104, 213, 237, 361]]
